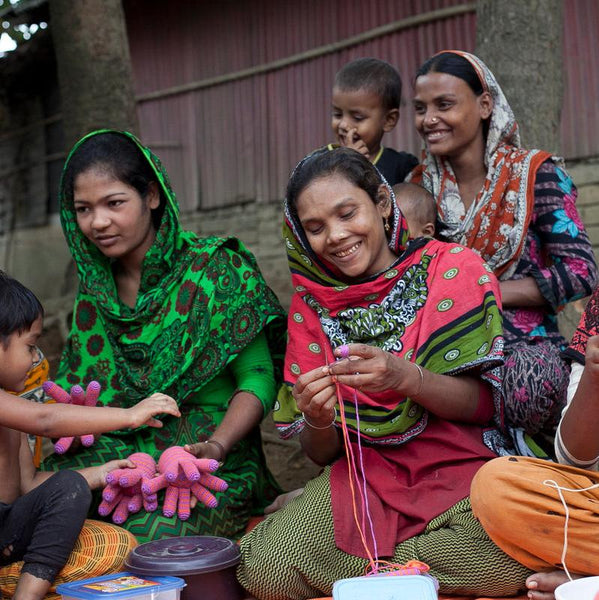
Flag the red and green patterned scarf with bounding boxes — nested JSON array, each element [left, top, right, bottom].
[[275, 172, 504, 444], [58, 130, 285, 431]]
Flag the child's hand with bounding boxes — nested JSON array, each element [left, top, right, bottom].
[[85, 459, 134, 490], [98, 453, 158, 523], [129, 393, 181, 428], [339, 128, 369, 157]]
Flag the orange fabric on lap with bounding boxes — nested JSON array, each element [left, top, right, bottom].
[[472, 456, 599, 573]]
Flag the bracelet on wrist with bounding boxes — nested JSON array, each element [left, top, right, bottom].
[[204, 439, 226, 463], [302, 407, 337, 430], [412, 363, 424, 398]]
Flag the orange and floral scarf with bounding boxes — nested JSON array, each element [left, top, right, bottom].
[[409, 50, 553, 280]]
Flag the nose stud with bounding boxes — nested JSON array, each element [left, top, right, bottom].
[[430, 117, 439, 124]]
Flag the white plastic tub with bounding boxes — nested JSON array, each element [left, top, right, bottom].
[[57, 572, 185, 600], [555, 576, 599, 600]]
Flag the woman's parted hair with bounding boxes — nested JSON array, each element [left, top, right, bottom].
[[415, 52, 484, 96], [62, 132, 158, 205], [286, 147, 385, 217]]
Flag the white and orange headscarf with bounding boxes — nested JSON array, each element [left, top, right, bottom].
[[410, 50, 556, 280]]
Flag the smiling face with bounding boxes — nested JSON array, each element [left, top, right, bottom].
[[73, 168, 160, 267], [413, 71, 492, 161], [0, 316, 42, 392], [296, 174, 396, 280], [331, 87, 398, 160]]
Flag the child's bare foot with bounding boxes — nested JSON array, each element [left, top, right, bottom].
[[526, 570, 580, 600]]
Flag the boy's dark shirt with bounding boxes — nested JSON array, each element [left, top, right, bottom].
[[374, 147, 419, 186]]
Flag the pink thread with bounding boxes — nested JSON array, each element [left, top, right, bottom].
[[353, 390, 379, 564], [322, 336, 379, 571]]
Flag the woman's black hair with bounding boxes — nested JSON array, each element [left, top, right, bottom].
[[62, 132, 164, 226], [415, 52, 484, 96], [286, 147, 384, 219], [0, 270, 44, 347]]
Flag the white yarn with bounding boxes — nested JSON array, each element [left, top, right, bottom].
[[543, 478, 599, 581]]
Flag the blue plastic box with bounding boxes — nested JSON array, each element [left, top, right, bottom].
[[333, 574, 438, 599], [57, 572, 185, 600]]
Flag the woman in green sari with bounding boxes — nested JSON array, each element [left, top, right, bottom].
[[43, 130, 286, 542]]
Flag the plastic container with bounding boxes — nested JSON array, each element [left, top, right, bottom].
[[125, 536, 244, 600], [57, 573, 185, 600], [555, 576, 599, 600], [333, 574, 438, 599]]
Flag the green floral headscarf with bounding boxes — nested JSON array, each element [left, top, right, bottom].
[[58, 130, 285, 430]]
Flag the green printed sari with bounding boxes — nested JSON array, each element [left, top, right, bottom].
[[43, 130, 286, 542]]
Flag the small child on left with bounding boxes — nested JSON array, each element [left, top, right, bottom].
[[0, 270, 181, 600]]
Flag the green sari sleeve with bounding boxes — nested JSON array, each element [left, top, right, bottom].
[[228, 331, 276, 415]]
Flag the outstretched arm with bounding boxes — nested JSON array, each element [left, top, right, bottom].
[[0, 390, 180, 438], [19, 433, 132, 495]]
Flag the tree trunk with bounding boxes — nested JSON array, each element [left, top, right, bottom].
[[49, 0, 138, 148], [475, 0, 563, 153]]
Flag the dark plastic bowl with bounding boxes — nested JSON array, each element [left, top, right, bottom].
[[125, 536, 244, 600]]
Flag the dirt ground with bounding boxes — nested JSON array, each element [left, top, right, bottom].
[[260, 416, 322, 492]]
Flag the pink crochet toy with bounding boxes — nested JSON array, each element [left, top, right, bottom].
[[42, 380, 100, 453], [98, 452, 158, 524], [142, 446, 228, 520]]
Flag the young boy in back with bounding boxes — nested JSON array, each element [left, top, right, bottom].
[[330, 57, 418, 185], [393, 182, 436, 239], [0, 271, 180, 600]]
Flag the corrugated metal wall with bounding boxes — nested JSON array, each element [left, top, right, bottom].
[[125, 0, 477, 212], [122, 0, 599, 213]]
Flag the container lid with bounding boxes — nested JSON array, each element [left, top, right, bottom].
[[333, 574, 438, 600], [57, 572, 185, 599], [125, 536, 241, 576]]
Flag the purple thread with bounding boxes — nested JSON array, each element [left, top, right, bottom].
[[338, 344, 350, 359]]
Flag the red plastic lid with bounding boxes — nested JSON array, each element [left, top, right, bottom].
[[125, 536, 240, 576]]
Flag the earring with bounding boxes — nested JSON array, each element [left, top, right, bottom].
[[384, 217, 390, 232]]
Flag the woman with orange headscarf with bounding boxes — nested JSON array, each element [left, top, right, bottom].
[[410, 51, 597, 453]]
